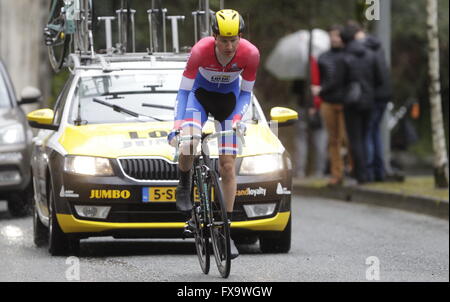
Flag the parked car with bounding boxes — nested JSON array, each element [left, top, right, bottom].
[[0, 59, 41, 216], [27, 53, 298, 255]]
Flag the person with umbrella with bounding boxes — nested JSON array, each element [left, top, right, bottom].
[[266, 29, 331, 178]]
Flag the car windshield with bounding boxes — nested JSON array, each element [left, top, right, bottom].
[[0, 75, 11, 108], [69, 73, 258, 125], [69, 73, 178, 124]]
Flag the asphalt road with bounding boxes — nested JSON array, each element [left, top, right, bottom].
[[0, 195, 448, 282]]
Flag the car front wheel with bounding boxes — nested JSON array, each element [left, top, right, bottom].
[[259, 214, 291, 254], [48, 184, 79, 256], [33, 199, 48, 247]]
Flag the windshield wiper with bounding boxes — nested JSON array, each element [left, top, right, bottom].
[[141, 103, 174, 110], [92, 98, 164, 121], [101, 90, 178, 99]]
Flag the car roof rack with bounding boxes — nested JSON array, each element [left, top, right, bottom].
[[65, 0, 222, 73], [68, 52, 188, 73]]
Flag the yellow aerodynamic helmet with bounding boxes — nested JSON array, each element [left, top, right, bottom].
[[211, 9, 245, 36]]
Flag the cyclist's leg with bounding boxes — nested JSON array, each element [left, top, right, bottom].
[[176, 93, 207, 214], [193, 86, 239, 214], [217, 120, 239, 259], [217, 119, 238, 214], [218, 154, 237, 213], [208, 92, 240, 259], [179, 93, 208, 171]]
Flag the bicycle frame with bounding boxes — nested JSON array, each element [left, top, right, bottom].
[[193, 156, 212, 224]]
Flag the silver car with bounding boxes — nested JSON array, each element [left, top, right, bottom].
[[0, 59, 41, 216]]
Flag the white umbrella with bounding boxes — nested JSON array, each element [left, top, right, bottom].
[[265, 29, 330, 80]]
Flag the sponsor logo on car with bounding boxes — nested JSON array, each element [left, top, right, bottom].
[[89, 189, 131, 199], [236, 187, 267, 197], [59, 186, 80, 198], [276, 183, 291, 195]]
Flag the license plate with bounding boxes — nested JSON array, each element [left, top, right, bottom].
[[142, 187, 214, 202]]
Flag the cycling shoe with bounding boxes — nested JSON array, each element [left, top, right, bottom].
[[176, 169, 193, 215]]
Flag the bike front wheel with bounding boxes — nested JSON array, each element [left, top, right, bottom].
[[208, 170, 231, 278], [192, 205, 210, 275]]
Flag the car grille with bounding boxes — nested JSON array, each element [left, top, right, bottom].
[[119, 157, 219, 181]]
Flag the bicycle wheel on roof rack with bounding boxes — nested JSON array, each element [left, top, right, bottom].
[[46, 0, 70, 72], [73, 0, 95, 55]]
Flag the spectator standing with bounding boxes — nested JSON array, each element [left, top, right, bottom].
[[312, 25, 349, 186], [340, 23, 382, 184], [354, 29, 393, 182]]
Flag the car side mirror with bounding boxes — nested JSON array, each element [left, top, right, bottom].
[[269, 107, 298, 127], [18, 86, 42, 105], [27, 109, 59, 130]]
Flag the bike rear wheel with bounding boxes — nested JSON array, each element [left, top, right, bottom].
[[208, 170, 231, 278]]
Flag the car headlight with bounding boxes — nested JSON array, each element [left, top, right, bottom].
[[64, 156, 114, 176], [0, 124, 25, 145], [239, 154, 284, 175]]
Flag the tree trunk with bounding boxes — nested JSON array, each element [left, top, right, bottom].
[[426, 0, 449, 188], [0, 0, 50, 109]]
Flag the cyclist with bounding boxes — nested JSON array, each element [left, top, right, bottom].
[[168, 9, 260, 259]]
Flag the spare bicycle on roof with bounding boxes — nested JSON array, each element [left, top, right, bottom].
[[44, 0, 221, 73]]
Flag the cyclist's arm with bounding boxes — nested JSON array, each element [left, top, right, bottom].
[[232, 47, 260, 125], [173, 77, 194, 130], [172, 48, 201, 131]]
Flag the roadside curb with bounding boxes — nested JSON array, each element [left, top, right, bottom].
[[292, 180, 449, 220]]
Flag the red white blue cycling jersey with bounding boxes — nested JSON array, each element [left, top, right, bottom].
[[172, 36, 260, 154]]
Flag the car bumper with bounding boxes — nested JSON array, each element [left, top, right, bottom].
[[57, 211, 290, 235], [54, 167, 292, 238]]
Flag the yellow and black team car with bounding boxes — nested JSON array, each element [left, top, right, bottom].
[[28, 53, 298, 256]]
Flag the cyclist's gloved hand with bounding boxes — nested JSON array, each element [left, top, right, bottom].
[[168, 129, 180, 147], [232, 120, 247, 135], [232, 113, 247, 141], [168, 120, 183, 147]]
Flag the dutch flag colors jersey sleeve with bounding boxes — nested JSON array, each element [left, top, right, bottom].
[[234, 39, 260, 122], [239, 40, 260, 92]]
